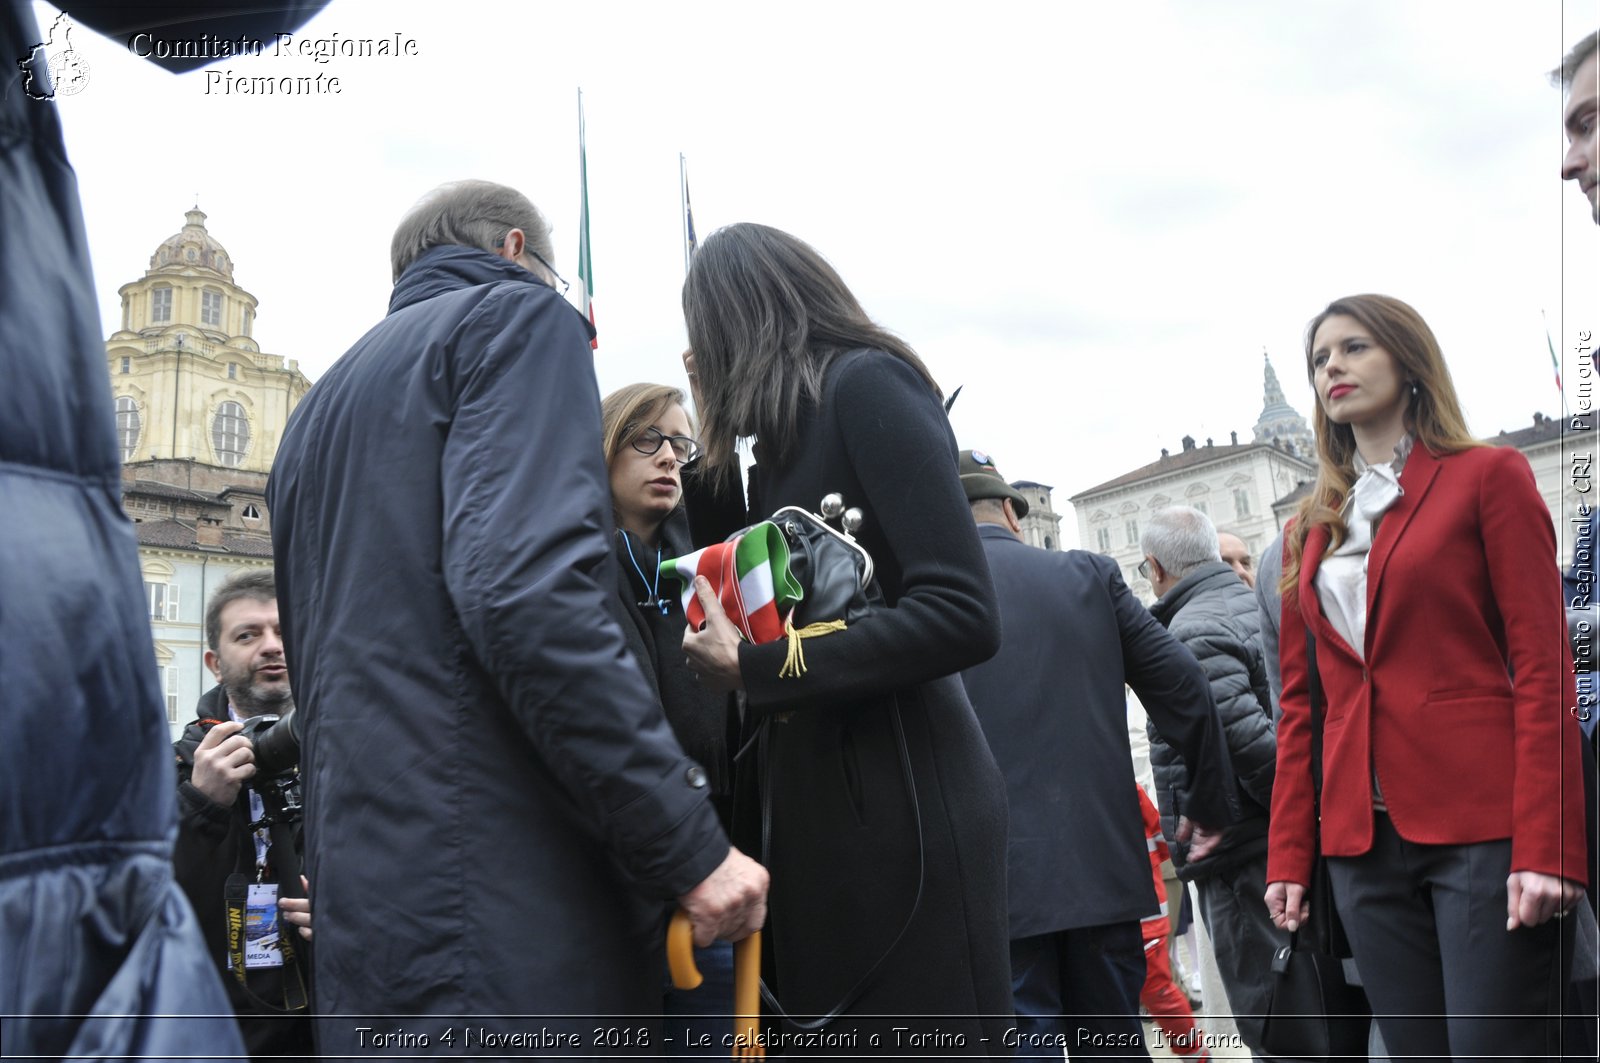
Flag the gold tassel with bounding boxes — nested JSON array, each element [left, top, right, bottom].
[[779, 617, 848, 678]]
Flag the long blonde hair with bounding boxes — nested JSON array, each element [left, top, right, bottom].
[[1281, 294, 1480, 597]]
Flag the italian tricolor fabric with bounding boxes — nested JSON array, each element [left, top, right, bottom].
[[661, 523, 802, 644]]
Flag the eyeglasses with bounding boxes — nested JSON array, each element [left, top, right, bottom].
[[494, 231, 570, 298], [630, 426, 701, 465], [525, 248, 571, 298], [1137, 559, 1152, 580]]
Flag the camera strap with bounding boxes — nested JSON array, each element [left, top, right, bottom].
[[224, 872, 310, 1012]]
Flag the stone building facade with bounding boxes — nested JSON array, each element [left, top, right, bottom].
[[106, 210, 306, 731]]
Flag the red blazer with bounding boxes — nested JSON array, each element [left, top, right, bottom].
[[1267, 444, 1587, 887]]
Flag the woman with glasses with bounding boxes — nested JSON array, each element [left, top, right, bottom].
[[1265, 293, 1587, 1058], [678, 223, 1011, 1052], [600, 383, 738, 1057]]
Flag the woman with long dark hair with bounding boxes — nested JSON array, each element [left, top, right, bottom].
[[600, 383, 741, 1057], [1264, 294, 1587, 1058], [679, 223, 1011, 1052]]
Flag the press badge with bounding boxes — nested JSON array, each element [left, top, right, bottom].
[[242, 882, 284, 969]]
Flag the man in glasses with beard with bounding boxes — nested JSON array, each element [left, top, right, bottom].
[[173, 569, 313, 1060]]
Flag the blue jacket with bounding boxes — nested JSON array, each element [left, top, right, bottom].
[[267, 245, 727, 1047], [0, 1, 324, 1055]]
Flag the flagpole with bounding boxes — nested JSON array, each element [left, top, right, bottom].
[[1544, 309, 1569, 419], [679, 154, 690, 277], [577, 88, 596, 349]]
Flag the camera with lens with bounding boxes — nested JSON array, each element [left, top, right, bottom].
[[237, 708, 303, 828]]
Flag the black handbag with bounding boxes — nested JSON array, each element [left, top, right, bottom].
[[1260, 627, 1372, 1060], [767, 498, 881, 626], [666, 493, 881, 677], [754, 497, 883, 678]]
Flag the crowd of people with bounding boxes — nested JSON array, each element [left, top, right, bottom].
[[3, 0, 1597, 1057]]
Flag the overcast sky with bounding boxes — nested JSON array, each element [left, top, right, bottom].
[[37, 0, 1600, 547]]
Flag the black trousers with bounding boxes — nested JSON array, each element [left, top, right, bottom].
[[1328, 813, 1574, 1063]]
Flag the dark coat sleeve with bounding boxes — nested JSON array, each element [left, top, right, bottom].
[[171, 749, 239, 911], [738, 355, 1001, 710], [439, 287, 727, 897], [1108, 559, 1239, 829]]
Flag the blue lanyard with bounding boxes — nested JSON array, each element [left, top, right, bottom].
[[622, 532, 670, 615]]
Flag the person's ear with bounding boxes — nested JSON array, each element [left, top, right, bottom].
[[1003, 498, 1023, 534], [203, 648, 221, 682], [492, 228, 525, 262]]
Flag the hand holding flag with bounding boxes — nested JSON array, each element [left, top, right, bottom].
[[682, 577, 746, 692]]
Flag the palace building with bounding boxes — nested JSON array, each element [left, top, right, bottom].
[[107, 209, 310, 729]]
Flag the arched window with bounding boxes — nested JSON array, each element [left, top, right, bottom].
[[114, 396, 141, 461], [212, 401, 250, 467]]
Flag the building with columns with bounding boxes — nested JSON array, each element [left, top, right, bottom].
[[107, 207, 309, 472], [1070, 354, 1318, 602], [106, 209, 309, 730], [1012, 480, 1065, 551]]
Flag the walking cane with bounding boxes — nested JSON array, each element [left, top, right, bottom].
[[667, 909, 764, 1059]]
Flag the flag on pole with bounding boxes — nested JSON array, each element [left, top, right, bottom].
[[578, 89, 597, 350], [680, 154, 698, 274], [1544, 311, 1562, 392]]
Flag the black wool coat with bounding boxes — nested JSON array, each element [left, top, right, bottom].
[[690, 349, 1013, 1054], [961, 528, 1239, 940], [267, 247, 727, 1051]]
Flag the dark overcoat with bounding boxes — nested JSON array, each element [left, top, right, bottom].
[[267, 247, 727, 1053], [0, 2, 304, 1056], [690, 349, 1013, 1054], [960, 528, 1238, 940]]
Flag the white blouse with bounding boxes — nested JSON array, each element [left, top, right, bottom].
[[1314, 435, 1414, 662]]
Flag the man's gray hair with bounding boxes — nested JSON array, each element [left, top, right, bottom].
[[969, 497, 1008, 520], [1552, 30, 1599, 90], [390, 180, 555, 282], [1141, 505, 1221, 580]]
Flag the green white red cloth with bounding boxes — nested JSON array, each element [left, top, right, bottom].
[[661, 522, 802, 644]]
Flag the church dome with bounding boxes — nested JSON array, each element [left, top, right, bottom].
[[148, 207, 234, 282]]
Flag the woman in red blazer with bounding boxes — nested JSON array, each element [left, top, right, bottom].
[[1265, 294, 1587, 1059]]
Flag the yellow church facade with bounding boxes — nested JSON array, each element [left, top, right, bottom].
[[106, 209, 309, 732], [106, 207, 310, 473]]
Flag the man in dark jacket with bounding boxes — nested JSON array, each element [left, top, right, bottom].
[[957, 451, 1239, 1060], [173, 570, 312, 1059], [266, 180, 766, 1053], [1142, 505, 1285, 1055]]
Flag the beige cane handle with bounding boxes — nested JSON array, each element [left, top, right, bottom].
[[666, 909, 703, 990]]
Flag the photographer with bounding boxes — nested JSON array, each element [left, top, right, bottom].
[[173, 569, 312, 1059]]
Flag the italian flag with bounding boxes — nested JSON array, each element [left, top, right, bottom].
[[661, 523, 802, 644]]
